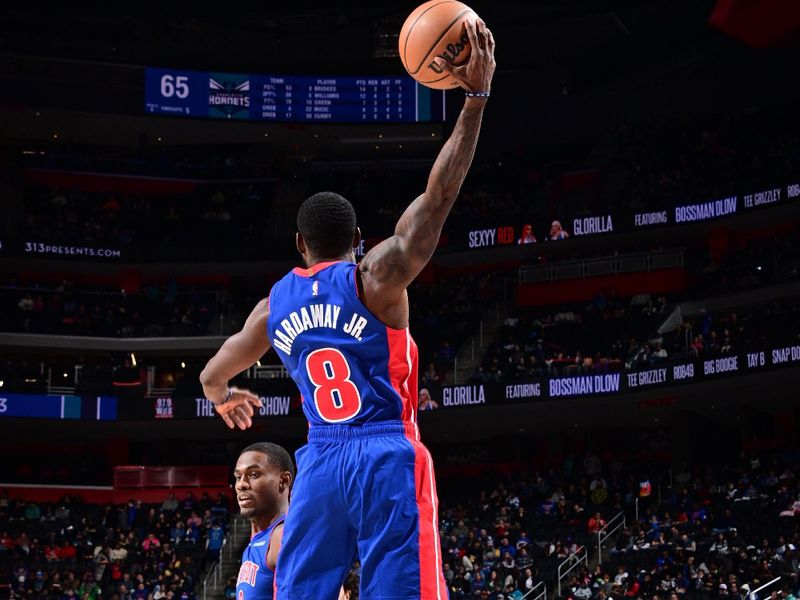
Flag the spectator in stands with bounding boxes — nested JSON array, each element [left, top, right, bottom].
[[141, 533, 160, 551], [224, 577, 236, 599], [588, 512, 607, 535], [23, 501, 40, 521], [650, 342, 668, 363], [181, 492, 196, 512], [205, 520, 225, 562], [161, 493, 179, 513], [437, 340, 456, 366], [422, 362, 442, 390], [17, 293, 34, 312], [186, 510, 202, 529], [780, 494, 800, 517], [109, 540, 128, 563]]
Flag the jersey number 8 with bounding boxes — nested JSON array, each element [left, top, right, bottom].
[[305, 348, 362, 422]]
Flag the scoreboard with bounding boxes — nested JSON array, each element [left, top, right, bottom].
[[144, 68, 446, 123]]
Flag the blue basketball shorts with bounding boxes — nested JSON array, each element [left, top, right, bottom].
[[275, 420, 448, 600]]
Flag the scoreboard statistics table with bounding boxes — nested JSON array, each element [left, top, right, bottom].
[[145, 67, 446, 123]]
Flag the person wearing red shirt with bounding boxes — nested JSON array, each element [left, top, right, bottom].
[[0, 532, 15, 551], [588, 512, 607, 535], [141, 533, 161, 551], [55, 540, 77, 560]]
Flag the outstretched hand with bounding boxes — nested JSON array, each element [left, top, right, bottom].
[[434, 18, 496, 94], [213, 387, 263, 430]]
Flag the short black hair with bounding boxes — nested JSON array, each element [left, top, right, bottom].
[[240, 442, 295, 484], [297, 191, 357, 259]]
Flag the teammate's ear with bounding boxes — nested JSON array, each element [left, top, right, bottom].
[[279, 471, 292, 495], [353, 227, 361, 248], [296, 232, 306, 256]]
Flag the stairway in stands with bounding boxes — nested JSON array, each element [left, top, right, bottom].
[[445, 277, 516, 385], [200, 515, 251, 599]]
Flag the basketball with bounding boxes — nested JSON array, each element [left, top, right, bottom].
[[399, 0, 479, 90]]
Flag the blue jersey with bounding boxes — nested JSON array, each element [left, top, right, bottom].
[[236, 516, 285, 600], [267, 261, 419, 427]]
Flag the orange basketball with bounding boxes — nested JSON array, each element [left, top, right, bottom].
[[399, 0, 479, 90]]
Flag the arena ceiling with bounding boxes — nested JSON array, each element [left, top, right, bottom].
[[1, 1, 797, 150], [0, 1, 724, 74]]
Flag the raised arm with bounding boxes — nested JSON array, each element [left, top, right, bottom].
[[358, 18, 496, 326], [199, 298, 269, 429]]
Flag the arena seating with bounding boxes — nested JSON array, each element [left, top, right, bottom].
[[0, 492, 232, 599], [435, 446, 800, 599]]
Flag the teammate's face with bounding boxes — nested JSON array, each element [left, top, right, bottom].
[[233, 451, 284, 519]]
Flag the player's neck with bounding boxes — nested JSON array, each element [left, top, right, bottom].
[[249, 501, 288, 535], [304, 251, 355, 267]]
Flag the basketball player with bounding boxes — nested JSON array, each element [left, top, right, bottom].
[[201, 17, 495, 599], [233, 442, 292, 600], [234, 443, 347, 600]]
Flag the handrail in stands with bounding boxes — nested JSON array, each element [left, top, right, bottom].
[[202, 539, 227, 600], [557, 545, 588, 597], [747, 576, 781, 600], [521, 580, 546, 600], [597, 510, 625, 564]]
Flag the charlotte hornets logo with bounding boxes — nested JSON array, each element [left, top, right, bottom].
[[209, 73, 250, 118]]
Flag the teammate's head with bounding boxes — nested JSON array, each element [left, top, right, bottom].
[[296, 192, 359, 262], [234, 442, 294, 521]]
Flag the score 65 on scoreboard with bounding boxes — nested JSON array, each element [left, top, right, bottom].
[[144, 67, 446, 123]]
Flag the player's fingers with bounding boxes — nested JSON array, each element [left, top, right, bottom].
[[475, 19, 487, 50], [230, 408, 250, 430], [464, 18, 480, 53], [236, 406, 253, 429], [229, 387, 261, 410], [486, 27, 495, 54], [432, 57, 454, 75], [220, 413, 236, 430], [235, 396, 255, 418], [213, 401, 234, 416], [246, 393, 263, 408]]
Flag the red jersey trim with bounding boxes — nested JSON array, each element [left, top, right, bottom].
[[292, 261, 342, 277], [403, 434, 446, 599], [386, 327, 418, 427]]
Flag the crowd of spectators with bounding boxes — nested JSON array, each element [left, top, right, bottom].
[[0, 491, 231, 599], [474, 292, 670, 383], [435, 444, 800, 600], [24, 144, 280, 180], [690, 230, 800, 299], [554, 102, 800, 222], [20, 178, 279, 261], [434, 429, 668, 600], [1, 279, 225, 337], [2, 438, 799, 600], [474, 292, 800, 385], [412, 272, 500, 392], [309, 155, 531, 244], [2, 76, 796, 265], [666, 300, 800, 364], [474, 220, 800, 386], [0, 269, 500, 401], [559, 447, 800, 600]]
